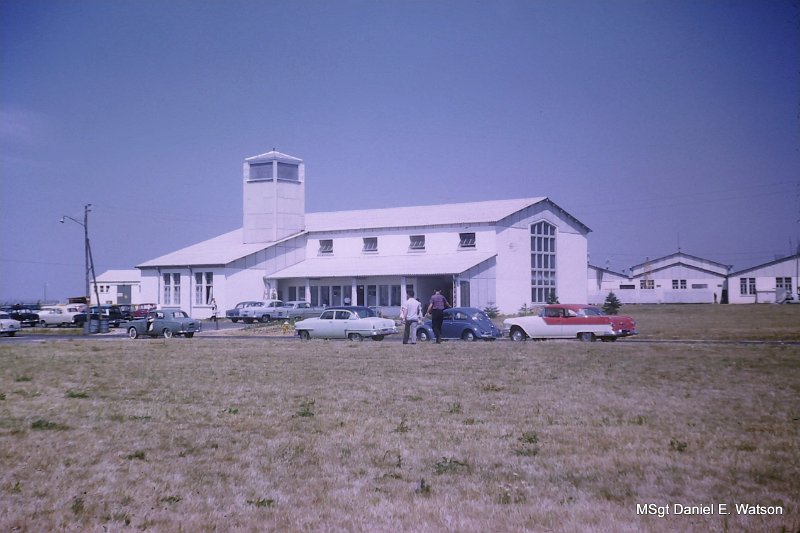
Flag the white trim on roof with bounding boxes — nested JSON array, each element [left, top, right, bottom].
[[270, 251, 496, 279]]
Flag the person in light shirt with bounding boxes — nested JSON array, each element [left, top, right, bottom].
[[400, 290, 423, 344]]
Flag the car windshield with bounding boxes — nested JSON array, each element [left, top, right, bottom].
[[0, 313, 9, 319], [170, 311, 188, 318], [351, 308, 375, 318], [580, 307, 606, 316]]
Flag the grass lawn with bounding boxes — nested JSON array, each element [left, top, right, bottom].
[[0, 305, 798, 532]]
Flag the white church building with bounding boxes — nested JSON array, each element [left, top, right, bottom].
[[134, 150, 592, 317]]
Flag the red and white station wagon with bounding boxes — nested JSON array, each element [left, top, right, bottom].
[[503, 304, 637, 342]]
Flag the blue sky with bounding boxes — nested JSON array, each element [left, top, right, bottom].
[[1, 0, 798, 302]]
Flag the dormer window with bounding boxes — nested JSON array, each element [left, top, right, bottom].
[[319, 239, 333, 254], [409, 235, 425, 251], [459, 232, 476, 248], [363, 237, 378, 253]]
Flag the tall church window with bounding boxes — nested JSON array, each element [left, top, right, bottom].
[[531, 221, 556, 303]]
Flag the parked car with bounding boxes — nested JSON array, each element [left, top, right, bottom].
[[3, 308, 39, 327], [295, 306, 398, 341], [240, 300, 285, 323], [117, 304, 134, 321], [279, 301, 325, 321], [503, 304, 636, 342], [125, 308, 201, 339], [89, 305, 124, 327], [36, 307, 85, 327], [417, 307, 502, 342], [225, 301, 260, 323], [132, 303, 157, 319], [0, 312, 21, 336]]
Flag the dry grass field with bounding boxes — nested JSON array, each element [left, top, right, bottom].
[[1, 305, 798, 532]]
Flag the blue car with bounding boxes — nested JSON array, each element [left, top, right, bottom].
[[418, 307, 502, 342]]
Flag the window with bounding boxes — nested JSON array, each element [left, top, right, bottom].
[[194, 272, 214, 305], [531, 221, 556, 303], [248, 161, 299, 182], [409, 235, 425, 250], [459, 232, 476, 248], [163, 273, 181, 305], [390, 285, 402, 306], [692, 284, 708, 289], [672, 279, 687, 290], [363, 237, 378, 252], [776, 277, 792, 291], [619, 284, 635, 290], [739, 277, 756, 295], [640, 279, 654, 290], [319, 239, 333, 254]]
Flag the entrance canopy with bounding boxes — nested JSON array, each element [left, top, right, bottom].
[[269, 252, 496, 279]]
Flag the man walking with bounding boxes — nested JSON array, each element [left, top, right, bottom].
[[426, 289, 450, 343], [401, 289, 422, 344]]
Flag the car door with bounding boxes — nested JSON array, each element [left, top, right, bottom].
[[334, 310, 354, 338], [441, 310, 458, 339], [314, 310, 336, 337], [540, 307, 568, 338]]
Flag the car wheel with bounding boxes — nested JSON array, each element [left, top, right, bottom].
[[39, 320, 47, 328], [510, 328, 527, 342], [259, 315, 270, 323], [231, 318, 239, 323], [601, 337, 617, 342], [185, 333, 194, 338], [371, 335, 384, 341], [348, 332, 363, 341], [417, 330, 430, 342], [162, 328, 173, 339], [578, 332, 596, 342], [298, 330, 311, 340], [127, 327, 139, 339], [462, 330, 477, 341]]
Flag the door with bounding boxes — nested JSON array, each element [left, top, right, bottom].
[[117, 285, 132, 305]]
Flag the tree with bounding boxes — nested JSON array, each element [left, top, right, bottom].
[[603, 292, 622, 315]]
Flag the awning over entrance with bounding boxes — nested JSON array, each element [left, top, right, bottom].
[[269, 252, 496, 279]]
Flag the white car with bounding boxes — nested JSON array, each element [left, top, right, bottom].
[[37, 307, 82, 327], [503, 304, 619, 342], [295, 306, 398, 341], [0, 312, 21, 337]]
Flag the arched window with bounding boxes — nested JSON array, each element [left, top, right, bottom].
[[531, 221, 556, 303]]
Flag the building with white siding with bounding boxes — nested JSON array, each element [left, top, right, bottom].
[[727, 253, 800, 304], [134, 150, 592, 317], [588, 252, 730, 304]]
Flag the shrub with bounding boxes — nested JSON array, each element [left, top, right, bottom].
[[603, 292, 622, 315]]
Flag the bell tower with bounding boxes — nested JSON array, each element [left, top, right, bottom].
[[242, 150, 305, 243]]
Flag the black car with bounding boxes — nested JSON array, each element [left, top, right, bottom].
[[2, 307, 40, 327], [117, 304, 133, 321], [89, 305, 124, 327]]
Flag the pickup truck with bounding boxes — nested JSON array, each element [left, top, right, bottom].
[[239, 300, 286, 323], [279, 301, 325, 321]]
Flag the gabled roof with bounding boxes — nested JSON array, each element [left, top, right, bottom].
[[305, 196, 570, 233], [631, 261, 729, 279], [245, 150, 303, 164], [136, 229, 293, 268], [136, 196, 579, 268], [95, 269, 141, 282], [729, 253, 800, 277], [630, 252, 731, 273]]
